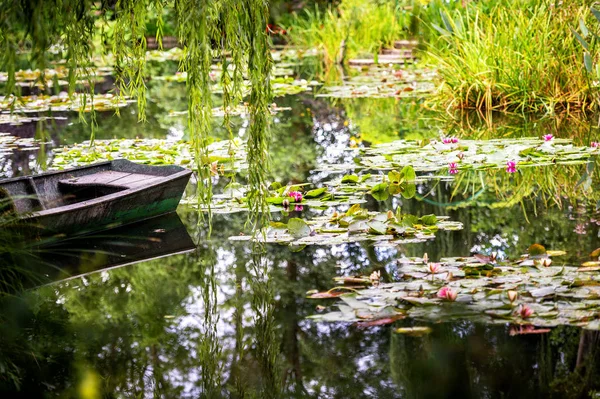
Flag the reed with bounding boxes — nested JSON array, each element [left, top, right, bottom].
[[286, 0, 405, 72], [427, 1, 597, 115]]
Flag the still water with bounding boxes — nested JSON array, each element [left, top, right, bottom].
[[1, 75, 600, 398]]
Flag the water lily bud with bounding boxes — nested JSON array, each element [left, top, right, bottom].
[[428, 262, 441, 274], [519, 304, 534, 319], [541, 258, 552, 267], [369, 271, 381, 287], [422, 253, 429, 264], [507, 290, 518, 303], [282, 199, 290, 210], [387, 210, 394, 220]]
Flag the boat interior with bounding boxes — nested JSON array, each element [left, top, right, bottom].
[[0, 160, 183, 214]]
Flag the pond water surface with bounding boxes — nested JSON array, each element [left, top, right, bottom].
[[2, 58, 600, 398]]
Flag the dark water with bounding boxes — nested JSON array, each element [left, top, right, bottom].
[[2, 72, 600, 398]]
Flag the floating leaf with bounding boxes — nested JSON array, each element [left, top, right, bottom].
[[341, 174, 360, 184], [395, 326, 432, 336], [420, 214, 438, 226], [288, 218, 311, 239], [370, 182, 390, 201], [304, 187, 327, 198]]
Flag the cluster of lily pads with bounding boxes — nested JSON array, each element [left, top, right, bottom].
[[318, 65, 436, 99], [0, 66, 112, 90], [51, 138, 246, 172], [0, 93, 132, 114], [229, 203, 462, 248], [168, 103, 291, 118], [308, 244, 600, 330], [183, 181, 366, 214], [155, 73, 318, 97], [321, 137, 599, 178], [0, 132, 43, 158], [0, 114, 67, 126]]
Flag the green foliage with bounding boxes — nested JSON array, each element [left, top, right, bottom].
[[427, 0, 596, 114], [287, 0, 404, 71], [0, 0, 273, 229]]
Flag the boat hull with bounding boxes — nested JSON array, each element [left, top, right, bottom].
[[0, 159, 193, 237], [27, 171, 191, 236]]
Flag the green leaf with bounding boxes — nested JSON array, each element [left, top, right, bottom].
[[346, 203, 362, 216], [401, 183, 416, 199], [402, 214, 419, 227], [579, 18, 589, 38], [367, 220, 387, 235], [591, 7, 600, 24], [420, 214, 438, 226], [360, 173, 372, 182], [370, 182, 390, 201], [305, 187, 326, 198], [341, 174, 359, 184], [440, 10, 454, 35], [571, 27, 590, 51], [266, 197, 285, 205], [388, 170, 401, 183], [399, 165, 416, 182], [388, 182, 401, 195], [584, 51, 594, 73], [288, 218, 311, 239], [431, 23, 450, 36]]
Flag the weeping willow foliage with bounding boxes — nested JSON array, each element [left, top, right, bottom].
[[0, 0, 272, 228]]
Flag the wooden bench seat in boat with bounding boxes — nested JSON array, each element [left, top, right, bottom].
[[58, 171, 165, 191]]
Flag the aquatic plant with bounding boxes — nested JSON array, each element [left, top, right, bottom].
[[230, 204, 463, 248], [428, 1, 595, 114], [322, 137, 598, 175], [286, 0, 404, 72], [308, 249, 600, 329], [317, 64, 436, 99]]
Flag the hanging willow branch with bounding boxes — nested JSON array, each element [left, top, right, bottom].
[[0, 0, 272, 228]]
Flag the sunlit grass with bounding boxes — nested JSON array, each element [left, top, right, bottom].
[[427, 1, 597, 115], [286, 0, 404, 73]]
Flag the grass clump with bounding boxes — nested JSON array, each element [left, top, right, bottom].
[[428, 0, 598, 115], [286, 0, 404, 72]]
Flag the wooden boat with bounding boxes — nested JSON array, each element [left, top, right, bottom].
[[0, 159, 192, 236]]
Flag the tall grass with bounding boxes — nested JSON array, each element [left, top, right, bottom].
[[286, 0, 404, 72], [427, 0, 596, 115]]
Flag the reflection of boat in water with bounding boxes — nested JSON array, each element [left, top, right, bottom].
[[0, 159, 192, 236], [5, 212, 196, 286]]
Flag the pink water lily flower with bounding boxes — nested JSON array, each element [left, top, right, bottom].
[[506, 160, 517, 173], [442, 137, 458, 144], [428, 263, 442, 274], [437, 286, 457, 301], [592, 142, 600, 148], [288, 191, 303, 202], [519, 304, 534, 319], [542, 134, 554, 142], [448, 163, 459, 175]]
